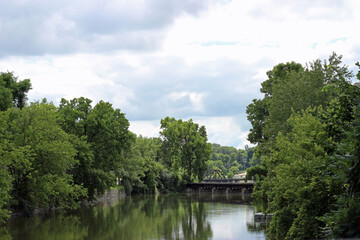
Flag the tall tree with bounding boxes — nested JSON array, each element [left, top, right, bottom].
[[246, 62, 303, 147], [2, 101, 86, 214], [321, 63, 360, 238], [264, 108, 333, 239], [247, 54, 360, 239], [58, 98, 134, 197], [247, 53, 352, 152], [0, 71, 31, 110], [160, 117, 212, 182]]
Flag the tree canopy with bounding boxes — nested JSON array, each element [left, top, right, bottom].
[[160, 117, 212, 182], [247, 53, 360, 239], [0, 71, 31, 110]]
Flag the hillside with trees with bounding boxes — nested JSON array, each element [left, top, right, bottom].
[[246, 53, 360, 239], [208, 144, 260, 178]]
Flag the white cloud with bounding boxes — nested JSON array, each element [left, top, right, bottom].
[[1, 0, 360, 148], [129, 120, 160, 138], [193, 115, 253, 149], [166, 91, 205, 112]]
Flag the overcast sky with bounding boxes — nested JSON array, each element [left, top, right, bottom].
[[1, 0, 360, 149]]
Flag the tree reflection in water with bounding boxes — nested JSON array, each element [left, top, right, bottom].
[[2, 193, 264, 240]]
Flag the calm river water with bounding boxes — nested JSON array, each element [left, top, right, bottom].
[[1, 193, 266, 240]]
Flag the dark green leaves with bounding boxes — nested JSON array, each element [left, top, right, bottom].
[[160, 117, 212, 182], [0, 71, 31, 110]]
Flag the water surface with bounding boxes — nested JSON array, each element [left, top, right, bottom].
[[1, 193, 265, 240]]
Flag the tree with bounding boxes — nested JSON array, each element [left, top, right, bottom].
[[246, 62, 303, 146], [321, 63, 360, 238], [58, 98, 134, 197], [246, 165, 267, 181], [263, 108, 333, 239], [160, 117, 212, 182], [2, 101, 86, 214], [227, 165, 240, 178], [246, 54, 351, 152], [247, 54, 360, 239], [0, 140, 12, 223], [127, 136, 164, 194], [58, 97, 93, 136], [87, 101, 133, 174], [0, 71, 31, 110]]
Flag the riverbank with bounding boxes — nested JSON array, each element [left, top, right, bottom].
[[8, 188, 126, 219]]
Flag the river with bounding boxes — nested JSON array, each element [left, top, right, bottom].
[[0, 193, 266, 240]]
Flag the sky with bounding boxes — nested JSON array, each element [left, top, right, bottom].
[[1, 0, 360, 149]]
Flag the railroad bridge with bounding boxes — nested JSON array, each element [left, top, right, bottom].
[[186, 179, 255, 194], [186, 170, 254, 194]]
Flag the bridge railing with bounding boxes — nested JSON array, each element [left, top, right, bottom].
[[202, 178, 251, 183]]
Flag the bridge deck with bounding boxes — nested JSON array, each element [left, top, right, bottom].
[[186, 181, 254, 191], [202, 178, 250, 183]]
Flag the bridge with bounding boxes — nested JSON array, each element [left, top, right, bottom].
[[185, 170, 254, 194], [186, 179, 255, 194]]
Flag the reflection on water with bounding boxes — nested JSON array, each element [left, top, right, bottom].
[[1, 193, 265, 240]]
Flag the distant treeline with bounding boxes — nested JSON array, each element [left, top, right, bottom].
[[208, 143, 260, 178], [246, 53, 360, 239], [0, 71, 217, 223]]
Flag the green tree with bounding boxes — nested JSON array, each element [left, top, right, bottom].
[[247, 53, 350, 152], [247, 54, 359, 239], [58, 97, 109, 198], [160, 117, 212, 182], [0, 142, 12, 223], [0, 71, 31, 110], [321, 63, 360, 238], [128, 136, 164, 194], [1, 101, 86, 214], [246, 62, 303, 146], [206, 160, 226, 174], [58, 97, 93, 136], [246, 165, 267, 181], [87, 101, 133, 174], [264, 108, 333, 239], [227, 165, 240, 178], [58, 98, 134, 197]]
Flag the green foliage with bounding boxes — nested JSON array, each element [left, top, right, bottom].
[[246, 53, 351, 152], [0, 101, 87, 217], [264, 109, 332, 239], [208, 143, 260, 178], [126, 136, 163, 194], [247, 54, 360, 239], [0, 71, 31, 111], [246, 165, 267, 181], [227, 165, 240, 178], [247, 62, 303, 146], [123, 178, 132, 195], [87, 100, 133, 173], [58, 97, 133, 198], [246, 98, 268, 145], [322, 104, 360, 238], [0, 144, 12, 223], [160, 117, 212, 182]]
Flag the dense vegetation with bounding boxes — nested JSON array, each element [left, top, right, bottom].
[[208, 144, 260, 178], [246, 53, 360, 239], [0, 71, 213, 223]]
